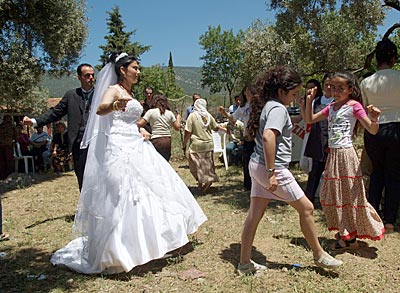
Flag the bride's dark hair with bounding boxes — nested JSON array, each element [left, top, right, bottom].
[[108, 52, 138, 82], [247, 65, 302, 139]]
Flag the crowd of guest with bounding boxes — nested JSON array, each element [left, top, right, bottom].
[[1, 39, 399, 276], [0, 117, 73, 178]]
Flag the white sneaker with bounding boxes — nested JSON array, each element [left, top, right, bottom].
[[314, 251, 343, 269], [237, 260, 267, 275]]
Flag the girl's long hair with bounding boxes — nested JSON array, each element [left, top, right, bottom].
[[305, 79, 323, 99], [332, 71, 363, 104], [247, 66, 302, 139], [239, 82, 257, 107], [152, 94, 170, 115]]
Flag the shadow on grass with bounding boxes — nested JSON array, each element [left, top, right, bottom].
[[25, 214, 75, 229], [0, 172, 77, 194], [104, 241, 196, 280], [220, 243, 339, 278], [289, 236, 379, 260], [0, 246, 84, 292], [0, 242, 198, 291]]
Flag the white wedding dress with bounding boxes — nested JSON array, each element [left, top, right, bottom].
[[50, 92, 207, 274]]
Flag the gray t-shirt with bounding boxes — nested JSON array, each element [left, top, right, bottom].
[[251, 100, 292, 168]]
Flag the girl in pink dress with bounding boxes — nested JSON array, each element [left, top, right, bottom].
[[304, 71, 384, 249]]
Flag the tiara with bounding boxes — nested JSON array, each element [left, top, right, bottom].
[[116, 52, 128, 62]]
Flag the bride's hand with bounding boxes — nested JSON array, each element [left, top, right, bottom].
[[115, 97, 131, 111], [139, 128, 151, 140]]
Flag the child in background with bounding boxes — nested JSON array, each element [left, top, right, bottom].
[[238, 66, 342, 275], [304, 71, 384, 250], [302, 76, 333, 205]]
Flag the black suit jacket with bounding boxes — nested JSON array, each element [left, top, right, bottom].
[[35, 88, 88, 152]]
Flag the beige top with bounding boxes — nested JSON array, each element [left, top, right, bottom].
[[361, 69, 400, 124], [185, 112, 218, 153], [143, 108, 176, 139]]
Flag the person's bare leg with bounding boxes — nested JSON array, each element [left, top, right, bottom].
[[288, 196, 324, 259], [240, 197, 269, 264]]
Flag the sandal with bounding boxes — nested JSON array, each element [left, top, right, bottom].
[[0, 233, 9, 241], [237, 260, 267, 276], [333, 238, 358, 250], [203, 182, 212, 192]]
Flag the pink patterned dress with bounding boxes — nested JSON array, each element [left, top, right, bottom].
[[320, 100, 384, 241]]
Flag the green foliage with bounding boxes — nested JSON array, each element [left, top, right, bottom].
[[97, 6, 183, 103], [0, 42, 49, 114], [253, 0, 386, 76], [240, 20, 296, 82], [134, 65, 184, 102], [97, 6, 150, 70], [0, 0, 87, 113], [199, 25, 245, 105], [393, 30, 400, 70]]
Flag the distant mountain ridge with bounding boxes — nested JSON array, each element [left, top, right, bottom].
[[41, 66, 210, 98]]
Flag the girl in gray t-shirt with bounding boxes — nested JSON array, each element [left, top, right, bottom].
[[237, 66, 342, 275]]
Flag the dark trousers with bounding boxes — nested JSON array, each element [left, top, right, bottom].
[[305, 160, 326, 204], [0, 144, 14, 179], [0, 195, 3, 234], [365, 122, 400, 225], [243, 140, 256, 190], [30, 146, 47, 171], [72, 141, 88, 192]]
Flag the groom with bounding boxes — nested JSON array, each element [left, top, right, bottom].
[[23, 63, 95, 191]]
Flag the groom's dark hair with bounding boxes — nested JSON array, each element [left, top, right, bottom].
[[77, 63, 93, 76]]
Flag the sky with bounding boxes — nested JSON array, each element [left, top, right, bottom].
[[80, 0, 399, 68]]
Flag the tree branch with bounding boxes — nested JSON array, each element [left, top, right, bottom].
[[383, 1, 400, 12], [354, 23, 400, 73]]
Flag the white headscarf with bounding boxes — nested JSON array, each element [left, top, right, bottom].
[[193, 98, 211, 127]]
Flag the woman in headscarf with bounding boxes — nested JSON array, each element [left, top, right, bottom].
[[183, 98, 221, 192]]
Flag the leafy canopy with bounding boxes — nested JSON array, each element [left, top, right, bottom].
[[199, 25, 245, 104], [97, 6, 151, 69], [263, 0, 386, 76], [0, 0, 88, 113], [97, 6, 183, 103]]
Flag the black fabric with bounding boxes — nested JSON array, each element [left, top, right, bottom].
[[35, 87, 93, 191], [365, 122, 400, 224], [243, 140, 256, 190], [304, 96, 329, 162]]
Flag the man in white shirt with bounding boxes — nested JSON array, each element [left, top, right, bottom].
[[360, 39, 400, 231]]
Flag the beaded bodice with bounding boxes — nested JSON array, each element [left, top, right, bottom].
[[109, 86, 143, 136]]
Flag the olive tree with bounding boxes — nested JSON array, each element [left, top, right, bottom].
[[0, 0, 88, 113]]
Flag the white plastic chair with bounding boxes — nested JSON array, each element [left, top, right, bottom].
[[14, 142, 35, 174], [211, 130, 228, 170]]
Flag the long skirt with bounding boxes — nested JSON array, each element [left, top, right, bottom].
[[188, 150, 219, 185], [320, 147, 384, 240], [151, 136, 171, 161], [53, 149, 72, 167]]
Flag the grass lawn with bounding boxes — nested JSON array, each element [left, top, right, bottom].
[[1, 153, 399, 292]]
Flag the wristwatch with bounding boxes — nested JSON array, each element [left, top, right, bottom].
[[267, 168, 275, 177]]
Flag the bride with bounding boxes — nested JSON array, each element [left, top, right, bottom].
[[50, 52, 207, 274]]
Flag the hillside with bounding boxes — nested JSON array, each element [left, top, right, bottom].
[[41, 66, 211, 98]]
